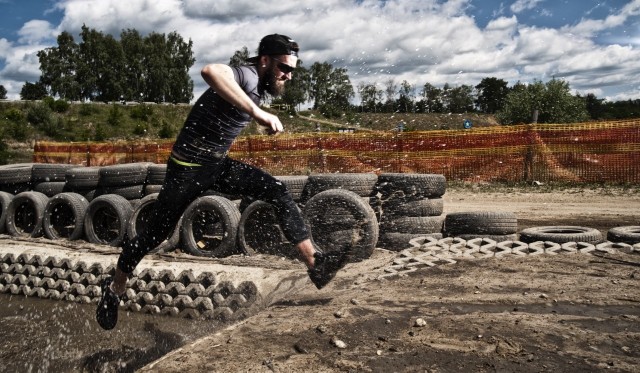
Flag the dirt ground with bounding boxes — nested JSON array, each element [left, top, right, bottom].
[[1, 186, 639, 372]]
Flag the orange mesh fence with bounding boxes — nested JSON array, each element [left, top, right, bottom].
[[33, 119, 640, 183]]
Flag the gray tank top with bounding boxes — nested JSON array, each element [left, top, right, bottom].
[[172, 65, 260, 165]]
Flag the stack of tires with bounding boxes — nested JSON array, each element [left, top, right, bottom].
[[375, 173, 447, 250], [237, 173, 380, 262], [443, 212, 518, 242]]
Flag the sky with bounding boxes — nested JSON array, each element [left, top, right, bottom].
[[1, 0, 639, 103]]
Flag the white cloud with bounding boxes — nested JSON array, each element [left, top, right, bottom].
[[510, 0, 545, 14], [17, 20, 56, 44], [1, 0, 639, 102]]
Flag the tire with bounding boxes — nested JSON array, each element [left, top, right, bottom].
[[274, 175, 308, 202], [444, 212, 518, 235], [375, 173, 446, 199], [383, 197, 444, 217], [180, 196, 241, 257], [607, 226, 640, 245], [380, 216, 444, 235], [99, 163, 150, 187], [301, 173, 378, 202], [303, 189, 378, 262], [0, 163, 33, 194], [0, 192, 14, 234], [65, 167, 100, 190], [84, 194, 133, 246], [33, 182, 68, 197], [43, 192, 89, 240], [31, 163, 75, 182], [146, 164, 167, 185], [97, 185, 145, 200], [379, 232, 443, 251], [127, 193, 180, 254], [5, 191, 49, 238], [519, 226, 603, 244], [452, 234, 518, 242], [237, 200, 295, 257], [144, 184, 163, 195]]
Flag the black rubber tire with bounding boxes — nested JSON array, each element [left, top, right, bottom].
[[84, 194, 134, 246], [31, 163, 75, 182], [97, 185, 145, 200], [146, 163, 167, 185], [519, 226, 603, 244], [274, 175, 308, 202], [379, 232, 443, 251], [301, 173, 378, 202], [0, 191, 14, 234], [180, 196, 241, 258], [444, 211, 518, 235], [43, 192, 89, 240], [5, 191, 49, 238], [303, 188, 378, 262], [452, 234, 518, 242], [380, 216, 444, 235], [0, 163, 33, 194], [144, 184, 163, 195], [607, 226, 640, 244], [99, 163, 150, 187], [126, 193, 180, 253], [65, 167, 100, 190], [383, 197, 444, 217], [237, 200, 295, 258], [33, 182, 68, 197], [375, 173, 446, 199]]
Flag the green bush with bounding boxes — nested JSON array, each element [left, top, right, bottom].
[[52, 99, 70, 113], [107, 104, 123, 126], [4, 108, 24, 122], [130, 104, 153, 121], [26, 103, 53, 127], [79, 103, 96, 116]]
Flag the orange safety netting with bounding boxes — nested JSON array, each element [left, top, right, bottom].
[[33, 119, 640, 183]]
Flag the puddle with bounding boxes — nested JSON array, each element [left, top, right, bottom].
[[0, 294, 227, 372]]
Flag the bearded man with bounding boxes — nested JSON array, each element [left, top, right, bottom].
[[96, 34, 347, 330]]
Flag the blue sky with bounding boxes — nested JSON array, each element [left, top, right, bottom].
[[1, 0, 639, 102]]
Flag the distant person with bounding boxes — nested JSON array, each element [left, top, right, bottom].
[[97, 34, 349, 330]]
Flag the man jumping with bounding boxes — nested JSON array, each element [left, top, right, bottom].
[[96, 34, 348, 330]]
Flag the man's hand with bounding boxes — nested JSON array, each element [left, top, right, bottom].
[[253, 108, 284, 135]]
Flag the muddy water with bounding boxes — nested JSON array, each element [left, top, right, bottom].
[[0, 294, 226, 373]]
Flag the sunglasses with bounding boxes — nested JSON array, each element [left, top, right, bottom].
[[271, 57, 295, 74]]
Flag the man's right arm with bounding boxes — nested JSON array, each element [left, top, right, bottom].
[[201, 64, 283, 134]]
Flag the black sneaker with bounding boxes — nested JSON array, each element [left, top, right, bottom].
[[96, 277, 120, 330], [308, 251, 349, 289]]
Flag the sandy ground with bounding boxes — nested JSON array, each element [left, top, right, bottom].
[[1, 186, 639, 372]]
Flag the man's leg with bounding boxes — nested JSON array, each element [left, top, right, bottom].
[[97, 160, 219, 329], [214, 159, 348, 288]]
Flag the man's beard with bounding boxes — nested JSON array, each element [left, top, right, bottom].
[[259, 67, 286, 97]]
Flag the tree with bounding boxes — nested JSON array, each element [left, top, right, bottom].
[[416, 83, 443, 113], [583, 93, 605, 119], [475, 77, 509, 113], [120, 29, 146, 101], [308, 62, 332, 110], [358, 83, 383, 112], [37, 31, 81, 100], [308, 62, 354, 117], [20, 82, 48, 100], [0, 85, 7, 99], [229, 47, 250, 67], [383, 79, 397, 111], [165, 31, 195, 103], [447, 85, 475, 113], [496, 79, 589, 124], [37, 26, 195, 103], [280, 61, 309, 111], [397, 80, 415, 113]]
